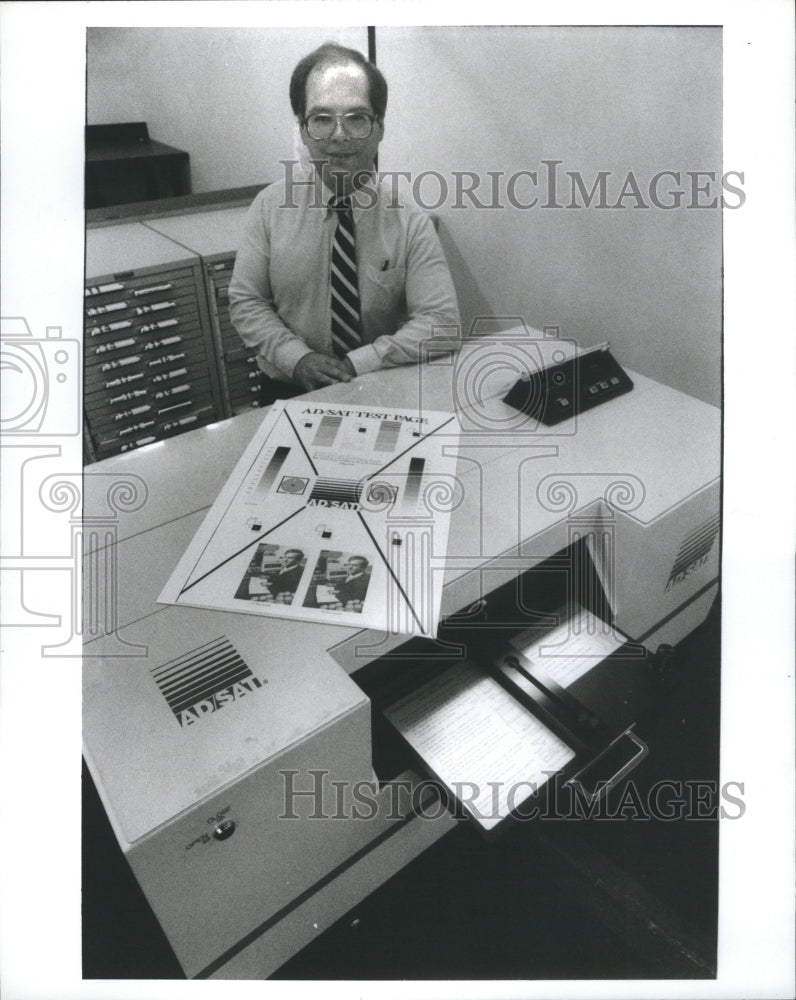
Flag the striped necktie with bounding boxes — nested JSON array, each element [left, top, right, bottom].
[[329, 196, 362, 357]]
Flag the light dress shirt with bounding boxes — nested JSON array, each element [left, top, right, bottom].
[[228, 168, 461, 382]]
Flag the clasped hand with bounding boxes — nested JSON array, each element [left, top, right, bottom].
[[293, 352, 356, 390]]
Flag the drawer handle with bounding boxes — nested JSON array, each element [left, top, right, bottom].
[[95, 337, 135, 354], [158, 399, 193, 415], [148, 352, 186, 367], [116, 419, 155, 437], [151, 367, 188, 383], [86, 301, 127, 316], [113, 404, 151, 421], [154, 384, 191, 399], [140, 317, 179, 334], [120, 435, 156, 452], [100, 355, 141, 372], [162, 413, 199, 431], [135, 301, 176, 316], [89, 320, 132, 336], [105, 372, 144, 388], [109, 389, 148, 404], [86, 281, 125, 296], [143, 335, 182, 351]]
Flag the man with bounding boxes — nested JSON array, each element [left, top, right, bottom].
[[266, 548, 305, 599], [334, 555, 371, 608], [229, 43, 460, 401]]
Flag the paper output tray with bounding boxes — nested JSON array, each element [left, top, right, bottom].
[[379, 611, 648, 837]]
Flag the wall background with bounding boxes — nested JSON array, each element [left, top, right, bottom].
[[377, 26, 722, 407], [86, 27, 369, 191], [87, 25, 722, 407]]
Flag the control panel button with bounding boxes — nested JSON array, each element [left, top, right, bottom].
[[213, 820, 236, 841]]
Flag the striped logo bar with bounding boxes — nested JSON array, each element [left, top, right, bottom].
[[151, 637, 264, 727], [665, 513, 720, 591], [309, 477, 363, 505]]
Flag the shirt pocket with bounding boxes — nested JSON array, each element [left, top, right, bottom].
[[363, 263, 406, 292], [361, 263, 406, 327]]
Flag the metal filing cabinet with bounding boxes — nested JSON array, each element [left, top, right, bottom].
[[146, 207, 265, 416], [84, 223, 226, 462], [207, 255, 267, 415]]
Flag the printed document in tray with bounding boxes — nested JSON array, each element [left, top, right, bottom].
[[508, 605, 628, 688], [159, 400, 460, 637], [383, 607, 626, 831]]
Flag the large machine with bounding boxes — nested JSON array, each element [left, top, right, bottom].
[[83, 330, 720, 978]]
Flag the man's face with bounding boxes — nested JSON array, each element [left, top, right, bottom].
[[282, 551, 301, 568], [300, 61, 383, 194], [347, 558, 367, 576]]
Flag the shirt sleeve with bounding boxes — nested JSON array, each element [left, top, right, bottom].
[[228, 191, 314, 381], [346, 212, 462, 376]]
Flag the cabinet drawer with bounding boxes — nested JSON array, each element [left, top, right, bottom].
[[84, 255, 226, 460]]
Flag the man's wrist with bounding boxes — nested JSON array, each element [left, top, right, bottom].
[[345, 343, 381, 376], [291, 350, 317, 382], [280, 344, 314, 383]]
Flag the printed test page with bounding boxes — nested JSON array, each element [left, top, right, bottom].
[[384, 659, 575, 831]]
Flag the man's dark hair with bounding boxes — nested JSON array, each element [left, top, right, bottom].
[[289, 43, 388, 122]]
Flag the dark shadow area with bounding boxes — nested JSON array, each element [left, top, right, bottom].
[[276, 603, 720, 980]]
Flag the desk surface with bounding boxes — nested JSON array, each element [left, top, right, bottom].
[[83, 335, 720, 631], [145, 205, 250, 258], [85, 220, 198, 276], [84, 333, 720, 550]]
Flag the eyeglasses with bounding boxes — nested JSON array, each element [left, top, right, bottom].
[[304, 112, 376, 140]]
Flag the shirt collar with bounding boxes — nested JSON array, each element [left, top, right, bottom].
[[314, 169, 378, 216]]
